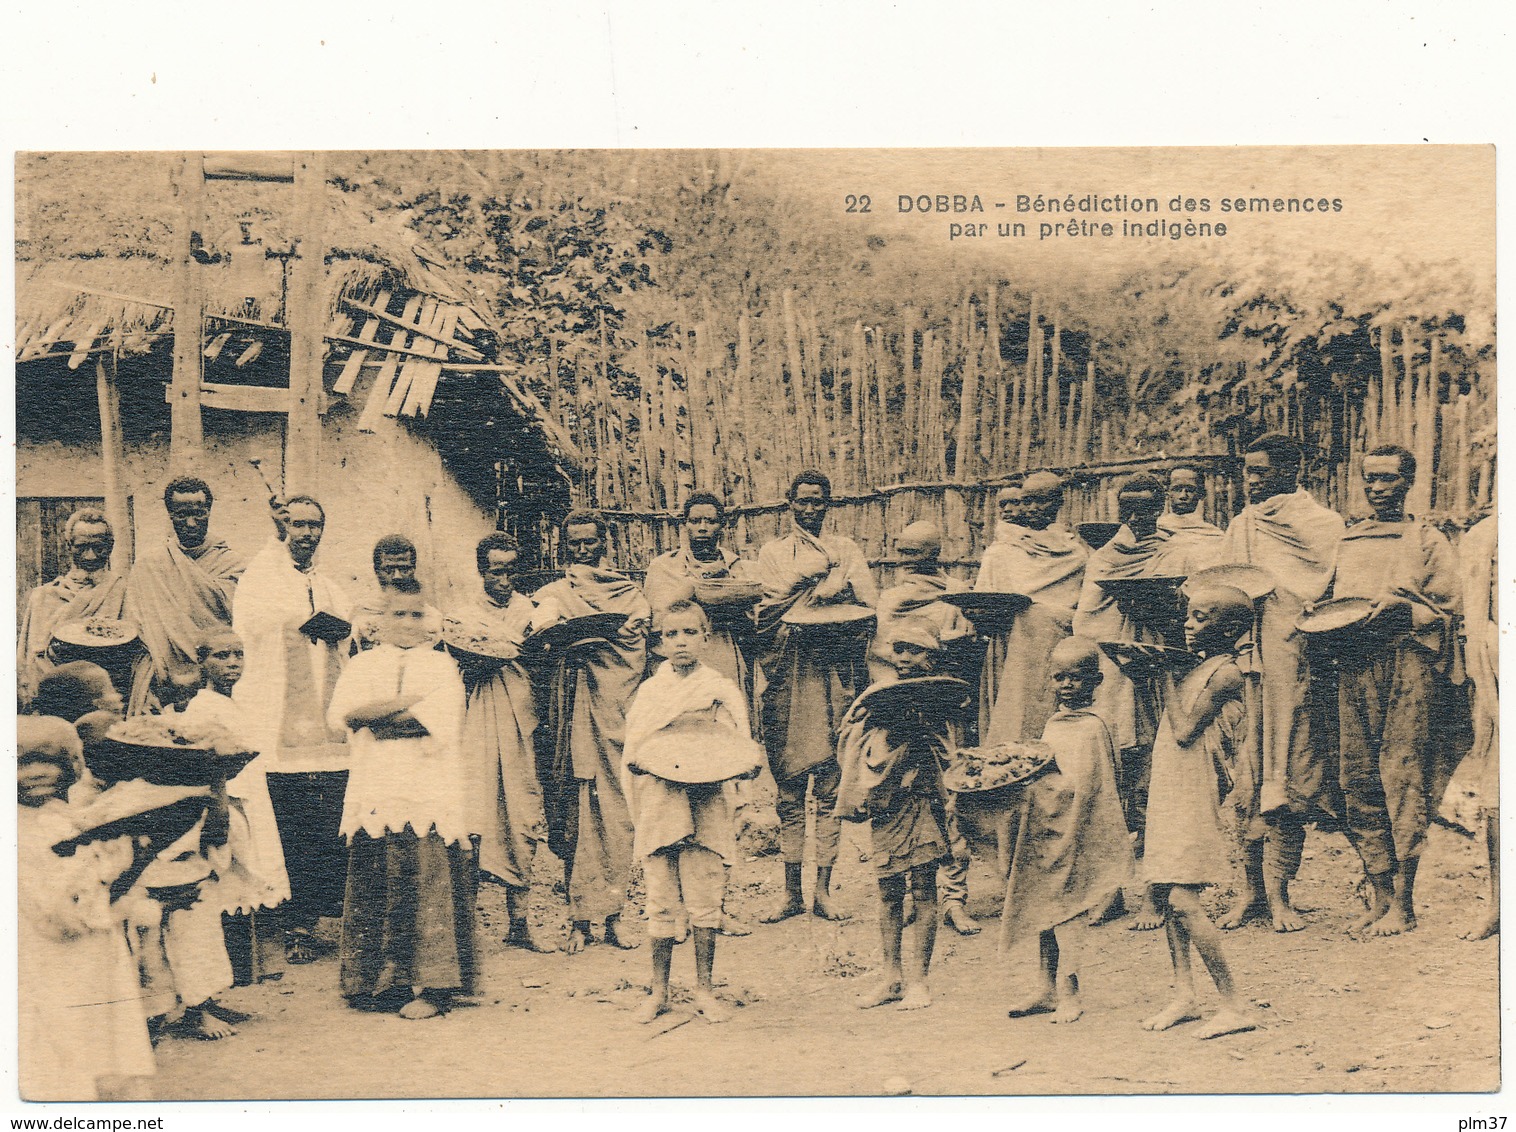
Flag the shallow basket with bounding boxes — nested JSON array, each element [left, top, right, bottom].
[[942, 740, 1056, 795], [627, 715, 764, 785]]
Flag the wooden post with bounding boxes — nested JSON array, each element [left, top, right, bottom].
[[95, 356, 134, 570], [170, 154, 205, 469], [285, 152, 327, 495]]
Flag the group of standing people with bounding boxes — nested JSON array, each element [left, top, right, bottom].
[[15, 428, 1500, 1095]]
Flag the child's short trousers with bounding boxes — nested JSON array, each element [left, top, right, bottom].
[[643, 844, 724, 938]]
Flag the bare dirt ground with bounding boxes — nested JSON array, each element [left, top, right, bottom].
[[147, 778, 1498, 1100]]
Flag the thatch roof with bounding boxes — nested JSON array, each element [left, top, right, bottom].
[[15, 157, 581, 467]]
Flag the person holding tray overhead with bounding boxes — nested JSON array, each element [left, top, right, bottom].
[[755, 469, 878, 924], [534, 509, 652, 954], [623, 599, 762, 1024], [233, 494, 353, 965], [452, 531, 555, 953]]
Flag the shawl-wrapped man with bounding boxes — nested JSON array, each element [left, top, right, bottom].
[[643, 492, 762, 697], [124, 477, 244, 713], [975, 472, 1088, 746], [232, 495, 352, 962], [755, 470, 878, 923], [18, 508, 129, 706], [643, 491, 766, 936], [534, 510, 651, 954], [1332, 445, 1463, 938], [455, 531, 554, 952], [1156, 463, 1226, 575], [867, 520, 973, 685], [1218, 433, 1345, 933], [1073, 475, 1175, 922]]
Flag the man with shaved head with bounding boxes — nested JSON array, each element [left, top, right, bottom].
[[869, 521, 972, 684], [1218, 433, 1345, 933], [975, 471, 1088, 746], [125, 476, 246, 713], [1157, 463, 1226, 575], [1073, 473, 1178, 927]]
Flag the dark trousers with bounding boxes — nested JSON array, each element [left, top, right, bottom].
[[266, 770, 350, 929]]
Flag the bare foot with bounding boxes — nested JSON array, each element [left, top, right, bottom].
[[1460, 912, 1499, 941], [692, 990, 730, 1023], [1347, 903, 1388, 935], [602, 919, 639, 950], [506, 919, 557, 953], [1198, 1006, 1258, 1039], [857, 980, 904, 1009], [1127, 896, 1166, 932], [812, 894, 849, 922], [896, 983, 932, 1011], [1050, 999, 1084, 1024], [635, 995, 669, 1024], [185, 1008, 236, 1040], [1269, 901, 1306, 933], [398, 997, 441, 1020], [565, 922, 591, 954], [761, 896, 806, 924], [943, 905, 982, 936], [1006, 989, 1058, 1018], [1140, 999, 1200, 1031], [1362, 906, 1416, 937], [1220, 898, 1268, 931]]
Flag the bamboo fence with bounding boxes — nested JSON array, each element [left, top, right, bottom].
[[533, 288, 1491, 574]]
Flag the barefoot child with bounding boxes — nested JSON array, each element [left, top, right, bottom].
[[179, 629, 290, 989], [623, 600, 760, 1024], [836, 617, 963, 1012], [328, 581, 475, 1019], [1002, 637, 1133, 1024], [1139, 585, 1258, 1039]]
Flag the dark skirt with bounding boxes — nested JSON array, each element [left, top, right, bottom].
[[339, 830, 478, 1002], [871, 795, 949, 880]]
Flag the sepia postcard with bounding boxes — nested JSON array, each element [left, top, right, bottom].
[[11, 144, 1497, 1105]]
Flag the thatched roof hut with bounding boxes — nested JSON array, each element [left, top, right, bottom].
[[15, 152, 581, 604]]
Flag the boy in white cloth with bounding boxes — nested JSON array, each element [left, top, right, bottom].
[[179, 628, 290, 987], [624, 600, 760, 1025], [328, 581, 474, 1020], [1139, 585, 1257, 1040]]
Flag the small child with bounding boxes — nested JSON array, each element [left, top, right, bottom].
[[179, 629, 290, 989], [835, 617, 960, 1012], [623, 600, 760, 1025], [1139, 584, 1258, 1039], [33, 659, 125, 726], [1002, 637, 1134, 1024], [18, 716, 155, 1100], [328, 580, 474, 1020]]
